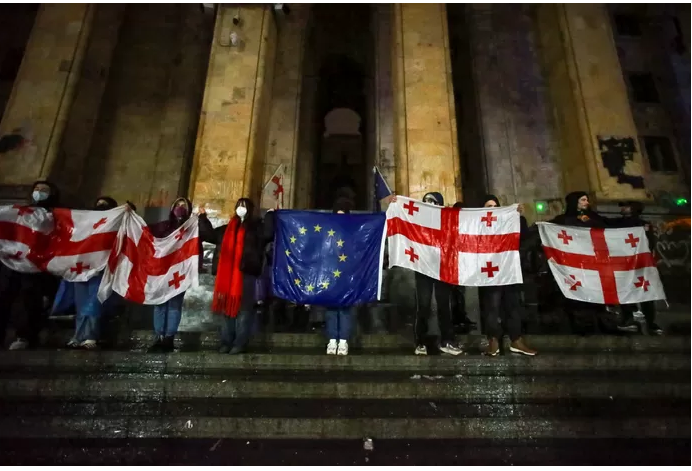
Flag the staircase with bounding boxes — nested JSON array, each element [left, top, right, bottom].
[[0, 328, 689, 465]]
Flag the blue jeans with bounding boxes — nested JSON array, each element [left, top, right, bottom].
[[221, 310, 253, 349], [153, 293, 185, 337], [72, 277, 106, 342], [325, 308, 352, 341]]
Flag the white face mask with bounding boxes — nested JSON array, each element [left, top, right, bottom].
[[32, 191, 49, 203], [236, 206, 247, 218]]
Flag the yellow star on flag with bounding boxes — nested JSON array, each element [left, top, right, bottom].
[[306, 284, 314, 292], [288, 266, 293, 273], [313, 224, 322, 232], [285, 249, 290, 256], [294, 278, 301, 286], [339, 254, 347, 262], [321, 281, 330, 289], [290, 236, 297, 244], [336, 239, 344, 248], [333, 269, 342, 278], [327, 229, 336, 237], [299, 227, 307, 235]]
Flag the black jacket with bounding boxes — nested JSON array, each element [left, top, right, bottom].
[[611, 214, 657, 250], [549, 191, 610, 228], [199, 211, 275, 277]]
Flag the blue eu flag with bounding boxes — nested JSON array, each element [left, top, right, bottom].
[[273, 210, 386, 307]]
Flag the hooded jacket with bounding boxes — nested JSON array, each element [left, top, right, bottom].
[[550, 191, 607, 227], [423, 192, 444, 206], [94, 196, 118, 211], [150, 197, 193, 238], [198, 198, 275, 277], [613, 201, 656, 248], [30, 180, 60, 210]]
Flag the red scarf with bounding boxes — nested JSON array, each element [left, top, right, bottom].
[[211, 217, 246, 318]]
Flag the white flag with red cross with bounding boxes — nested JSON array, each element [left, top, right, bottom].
[[0, 205, 54, 273], [386, 196, 523, 286], [0, 204, 126, 280], [97, 211, 199, 305], [260, 164, 285, 210], [537, 223, 666, 304]]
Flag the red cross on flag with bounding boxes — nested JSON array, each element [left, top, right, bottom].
[[98, 211, 199, 305], [386, 197, 522, 286], [260, 163, 285, 210], [537, 223, 666, 304], [0, 204, 126, 281]]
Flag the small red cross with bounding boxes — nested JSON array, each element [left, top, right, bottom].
[[481, 211, 497, 227], [404, 247, 419, 263], [175, 228, 186, 241], [403, 200, 419, 217], [480, 261, 499, 278], [168, 271, 186, 289], [13, 205, 34, 216], [70, 262, 91, 274], [557, 230, 573, 245], [564, 274, 582, 291], [93, 218, 108, 229], [634, 276, 650, 292], [3, 251, 23, 260], [624, 233, 640, 248]]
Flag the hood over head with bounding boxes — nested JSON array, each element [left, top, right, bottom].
[[333, 196, 354, 214], [169, 197, 193, 222], [94, 196, 118, 211], [31, 180, 60, 208], [422, 192, 444, 206], [452, 201, 464, 209], [481, 194, 500, 207], [564, 191, 588, 216], [619, 200, 644, 216]]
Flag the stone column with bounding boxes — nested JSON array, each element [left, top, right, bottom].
[[188, 4, 277, 215], [0, 4, 94, 186], [392, 4, 461, 203], [537, 3, 650, 203]]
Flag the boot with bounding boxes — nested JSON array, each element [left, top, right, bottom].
[[509, 337, 537, 356], [147, 336, 165, 353], [484, 337, 500, 357], [161, 336, 175, 353]]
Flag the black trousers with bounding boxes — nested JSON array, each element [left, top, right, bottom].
[[0, 266, 58, 345], [414, 272, 454, 345], [450, 285, 468, 325], [479, 284, 522, 342], [621, 301, 657, 326]]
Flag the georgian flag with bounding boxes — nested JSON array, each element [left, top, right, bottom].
[[0, 204, 126, 280], [537, 223, 666, 304], [386, 197, 522, 286], [0, 205, 54, 273], [260, 164, 285, 210], [98, 211, 199, 305]]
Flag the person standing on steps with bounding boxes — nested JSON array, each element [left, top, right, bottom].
[[324, 197, 356, 356], [478, 195, 536, 357], [54, 196, 121, 350], [199, 198, 275, 355], [0, 181, 62, 350], [613, 201, 663, 335], [147, 197, 195, 353], [385, 192, 463, 357]]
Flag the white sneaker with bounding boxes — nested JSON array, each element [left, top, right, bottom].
[[337, 340, 348, 356], [326, 339, 337, 355], [440, 343, 463, 356], [414, 345, 427, 356], [9, 338, 29, 351]]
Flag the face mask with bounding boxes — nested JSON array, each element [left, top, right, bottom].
[[32, 191, 49, 203], [236, 206, 248, 218], [173, 206, 188, 219]]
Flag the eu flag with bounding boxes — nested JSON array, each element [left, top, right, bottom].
[[273, 210, 386, 307]]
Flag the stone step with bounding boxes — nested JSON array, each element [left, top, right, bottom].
[[0, 416, 688, 440], [2, 398, 688, 420], [1, 374, 687, 401], [43, 329, 691, 353], [0, 351, 688, 374]]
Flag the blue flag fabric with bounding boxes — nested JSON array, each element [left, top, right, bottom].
[[273, 210, 387, 307], [373, 166, 393, 212]]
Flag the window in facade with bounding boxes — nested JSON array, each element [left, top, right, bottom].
[[614, 14, 642, 37], [628, 73, 660, 103], [642, 136, 678, 172]]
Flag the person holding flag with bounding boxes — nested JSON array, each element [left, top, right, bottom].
[[199, 198, 275, 354]]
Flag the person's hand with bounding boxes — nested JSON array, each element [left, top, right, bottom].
[[266, 208, 275, 213], [386, 194, 397, 204], [198, 205, 206, 215], [126, 201, 137, 212], [517, 203, 525, 215]]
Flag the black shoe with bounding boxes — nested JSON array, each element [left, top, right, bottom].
[[617, 320, 639, 333], [229, 346, 246, 355], [647, 323, 663, 336], [218, 344, 231, 354], [147, 337, 165, 353], [161, 336, 175, 353]]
